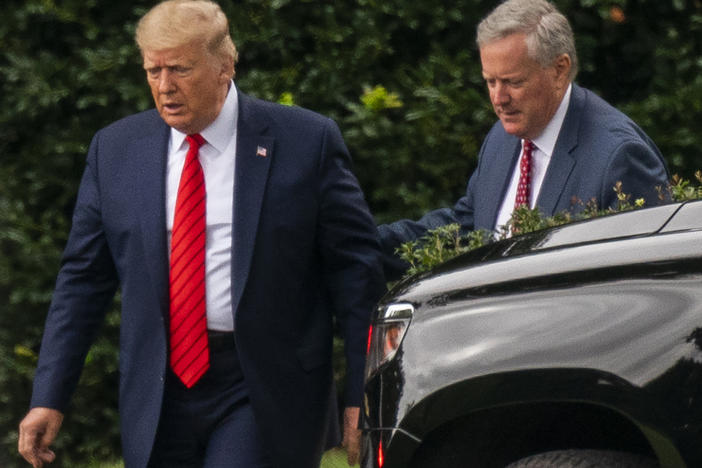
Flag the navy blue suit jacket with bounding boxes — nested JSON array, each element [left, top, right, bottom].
[[30, 90, 386, 468], [379, 84, 669, 279]]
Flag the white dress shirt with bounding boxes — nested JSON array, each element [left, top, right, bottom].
[[166, 82, 238, 331], [494, 84, 572, 231]]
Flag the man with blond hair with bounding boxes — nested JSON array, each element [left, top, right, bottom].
[[379, 0, 669, 280], [18, 1, 385, 467]]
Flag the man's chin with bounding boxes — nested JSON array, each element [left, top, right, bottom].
[[159, 114, 191, 133], [501, 121, 525, 138]]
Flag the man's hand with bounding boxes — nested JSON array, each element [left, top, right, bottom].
[[18, 407, 64, 467], [342, 406, 362, 466]]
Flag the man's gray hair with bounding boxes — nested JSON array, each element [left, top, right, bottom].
[[477, 0, 578, 80]]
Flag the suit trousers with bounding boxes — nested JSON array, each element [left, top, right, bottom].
[[147, 331, 273, 468]]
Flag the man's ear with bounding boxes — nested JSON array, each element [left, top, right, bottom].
[[553, 53, 572, 86], [220, 55, 235, 82]]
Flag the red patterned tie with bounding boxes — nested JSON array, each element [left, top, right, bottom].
[[169, 133, 209, 388], [514, 140, 534, 210]]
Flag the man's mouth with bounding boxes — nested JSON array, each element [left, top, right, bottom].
[[162, 103, 183, 113], [499, 109, 520, 119]]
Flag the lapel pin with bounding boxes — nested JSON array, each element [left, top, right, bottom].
[[256, 146, 267, 158]]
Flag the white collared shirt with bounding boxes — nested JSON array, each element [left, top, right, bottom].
[[166, 82, 238, 331], [494, 84, 572, 231]]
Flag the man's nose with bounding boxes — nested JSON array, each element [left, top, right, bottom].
[[492, 83, 510, 106], [158, 70, 176, 93]]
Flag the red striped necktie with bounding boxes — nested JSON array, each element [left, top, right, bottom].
[[514, 139, 534, 210], [169, 133, 209, 388]]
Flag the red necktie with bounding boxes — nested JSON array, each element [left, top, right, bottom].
[[514, 140, 534, 210], [169, 133, 209, 388]]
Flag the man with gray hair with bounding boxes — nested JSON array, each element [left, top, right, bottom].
[[379, 0, 669, 280], [18, 1, 385, 467]]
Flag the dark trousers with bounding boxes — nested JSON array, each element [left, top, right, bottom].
[[148, 332, 273, 468]]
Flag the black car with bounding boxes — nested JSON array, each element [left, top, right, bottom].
[[362, 199, 702, 468]]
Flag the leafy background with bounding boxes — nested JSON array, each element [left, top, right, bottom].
[[2, 0, 702, 466]]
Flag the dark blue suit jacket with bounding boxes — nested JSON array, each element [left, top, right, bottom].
[[379, 84, 669, 279], [30, 90, 386, 468]]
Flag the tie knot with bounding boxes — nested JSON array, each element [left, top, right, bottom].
[[523, 139, 534, 155], [186, 133, 206, 150]]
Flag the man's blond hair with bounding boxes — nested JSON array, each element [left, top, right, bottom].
[[135, 0, 238, 72]]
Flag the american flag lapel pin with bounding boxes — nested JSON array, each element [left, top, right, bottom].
[[256, 146, 267, 158]]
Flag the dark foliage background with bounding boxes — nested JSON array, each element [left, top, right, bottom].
[[2, 0, 701, 466]]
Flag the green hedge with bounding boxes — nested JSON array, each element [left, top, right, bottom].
[[399, 175, 702, 278]]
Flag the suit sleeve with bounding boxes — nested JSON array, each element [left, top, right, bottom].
[[316, 118, 387, 406], [377, 167, 480, 282], [601, 136, 670, 209], [30, 133, 119, 411]]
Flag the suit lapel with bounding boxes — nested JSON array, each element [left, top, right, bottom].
[[536, 84, 583, 215], [136, 122, 171, 313], [231, 92, 274, 318], [483, 136, 521, 228]]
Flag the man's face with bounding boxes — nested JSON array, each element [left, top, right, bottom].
[[480, 33, 570, 140], [143, 41, 231, 135]]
